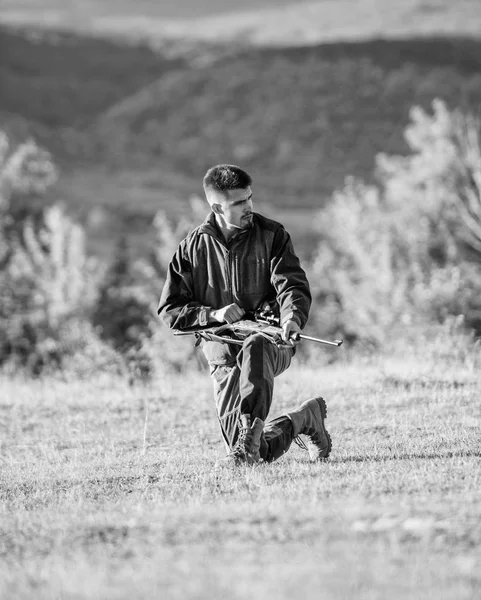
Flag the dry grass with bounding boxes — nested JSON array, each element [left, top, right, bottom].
[[1, 352, 480, 599]]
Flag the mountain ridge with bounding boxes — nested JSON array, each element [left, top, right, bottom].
[[2, 19, 481, 256], [89, 36, 481, 207], [2, 0, 481, 48]]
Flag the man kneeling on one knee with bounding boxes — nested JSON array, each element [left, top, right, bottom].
[[158, 164, 331, 465]]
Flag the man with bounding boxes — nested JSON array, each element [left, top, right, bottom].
[[158, 164, 331, 465]]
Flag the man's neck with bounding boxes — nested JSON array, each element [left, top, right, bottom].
[[215, 216, 241, 242]]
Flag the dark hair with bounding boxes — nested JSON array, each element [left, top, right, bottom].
[[203, 164, 252, 193]]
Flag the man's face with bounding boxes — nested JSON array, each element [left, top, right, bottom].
[[212, 187, 253, 229]]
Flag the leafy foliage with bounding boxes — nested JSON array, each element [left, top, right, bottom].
[[310, 100, 481, 346], [130, 197, 208, 378], [2, 96, 481, 375], [0, 134, 119, 375], [93, 236, 151, 350], [0, 204, 105, 374]]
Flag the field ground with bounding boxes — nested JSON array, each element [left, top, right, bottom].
[[1, 353, 480, 599]]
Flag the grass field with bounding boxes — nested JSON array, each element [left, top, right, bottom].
[[1, 351, 480, 599]]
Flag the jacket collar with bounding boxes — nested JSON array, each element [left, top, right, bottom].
[[198, 211, 221, 237], [198, 211, 253, 242]]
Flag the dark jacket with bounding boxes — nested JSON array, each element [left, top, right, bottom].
[[158, 211, 311, 330]]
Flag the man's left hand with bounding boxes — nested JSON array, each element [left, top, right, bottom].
[[282, 319, 301, 344]]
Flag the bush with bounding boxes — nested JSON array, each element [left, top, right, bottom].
[[0, 132, 121, 376], [310, 100, 481, 346], [128, 197, 208, 378], [92, 235, 152, 354], [0, 204, 109, 374]]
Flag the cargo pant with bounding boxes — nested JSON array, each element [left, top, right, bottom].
[[202, 333, 296, 462]]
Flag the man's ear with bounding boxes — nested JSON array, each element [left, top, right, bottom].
[[211, 202, 223, 215]]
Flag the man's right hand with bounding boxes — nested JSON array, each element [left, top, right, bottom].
[[210, 303, 245, 324]]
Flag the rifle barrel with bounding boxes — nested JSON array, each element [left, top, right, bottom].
[[297, 334, 343, 347]]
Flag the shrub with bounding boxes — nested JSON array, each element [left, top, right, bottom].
[[309, 179, 399, 345], [92, 235, 152, 356], [310, 100, 481, 347], [0, 204, 107, 374], [0, 132, 57, 208], [0, 132, 120, 376], [128, 196, 208, 378]]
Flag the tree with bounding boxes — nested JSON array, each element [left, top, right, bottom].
[[310, 100, 481, 344], [0, 132, 119, 375]]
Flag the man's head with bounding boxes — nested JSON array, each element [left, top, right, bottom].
[[203, 164, 253, 230]]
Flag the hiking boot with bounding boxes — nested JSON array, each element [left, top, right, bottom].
[[221, 414, 264, 466], [287, 397, 331, 460]]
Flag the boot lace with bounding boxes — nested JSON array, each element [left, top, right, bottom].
[[294, 436, 308, 451], [229, 427, 251, 459]]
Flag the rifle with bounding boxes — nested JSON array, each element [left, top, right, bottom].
[[173, 312, 343, 349]]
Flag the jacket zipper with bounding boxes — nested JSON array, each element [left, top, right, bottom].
[[230, 251, 237, 300], [206, 229, 240, 303], [225, 247, 236, 302]]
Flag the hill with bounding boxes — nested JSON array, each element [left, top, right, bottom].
[[2, 21, 481, 255], [93, 36, 481, 207], [2, 0, 481, 46]]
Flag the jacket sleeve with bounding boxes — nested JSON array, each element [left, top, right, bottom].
[[157, 239, 210, 330], [270, 226, 312, 329]]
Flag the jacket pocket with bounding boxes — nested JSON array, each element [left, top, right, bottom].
[[234, 254, 268, 296]]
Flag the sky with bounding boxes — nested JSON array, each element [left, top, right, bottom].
[[120, 0, 299, 19], [1, 0, 301, 21]]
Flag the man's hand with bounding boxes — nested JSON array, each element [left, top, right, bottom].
[[210, 303, 246, 324], [282, 319, 301, 344]]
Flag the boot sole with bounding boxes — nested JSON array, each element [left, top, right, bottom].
[[323, 429, 332, 460]]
